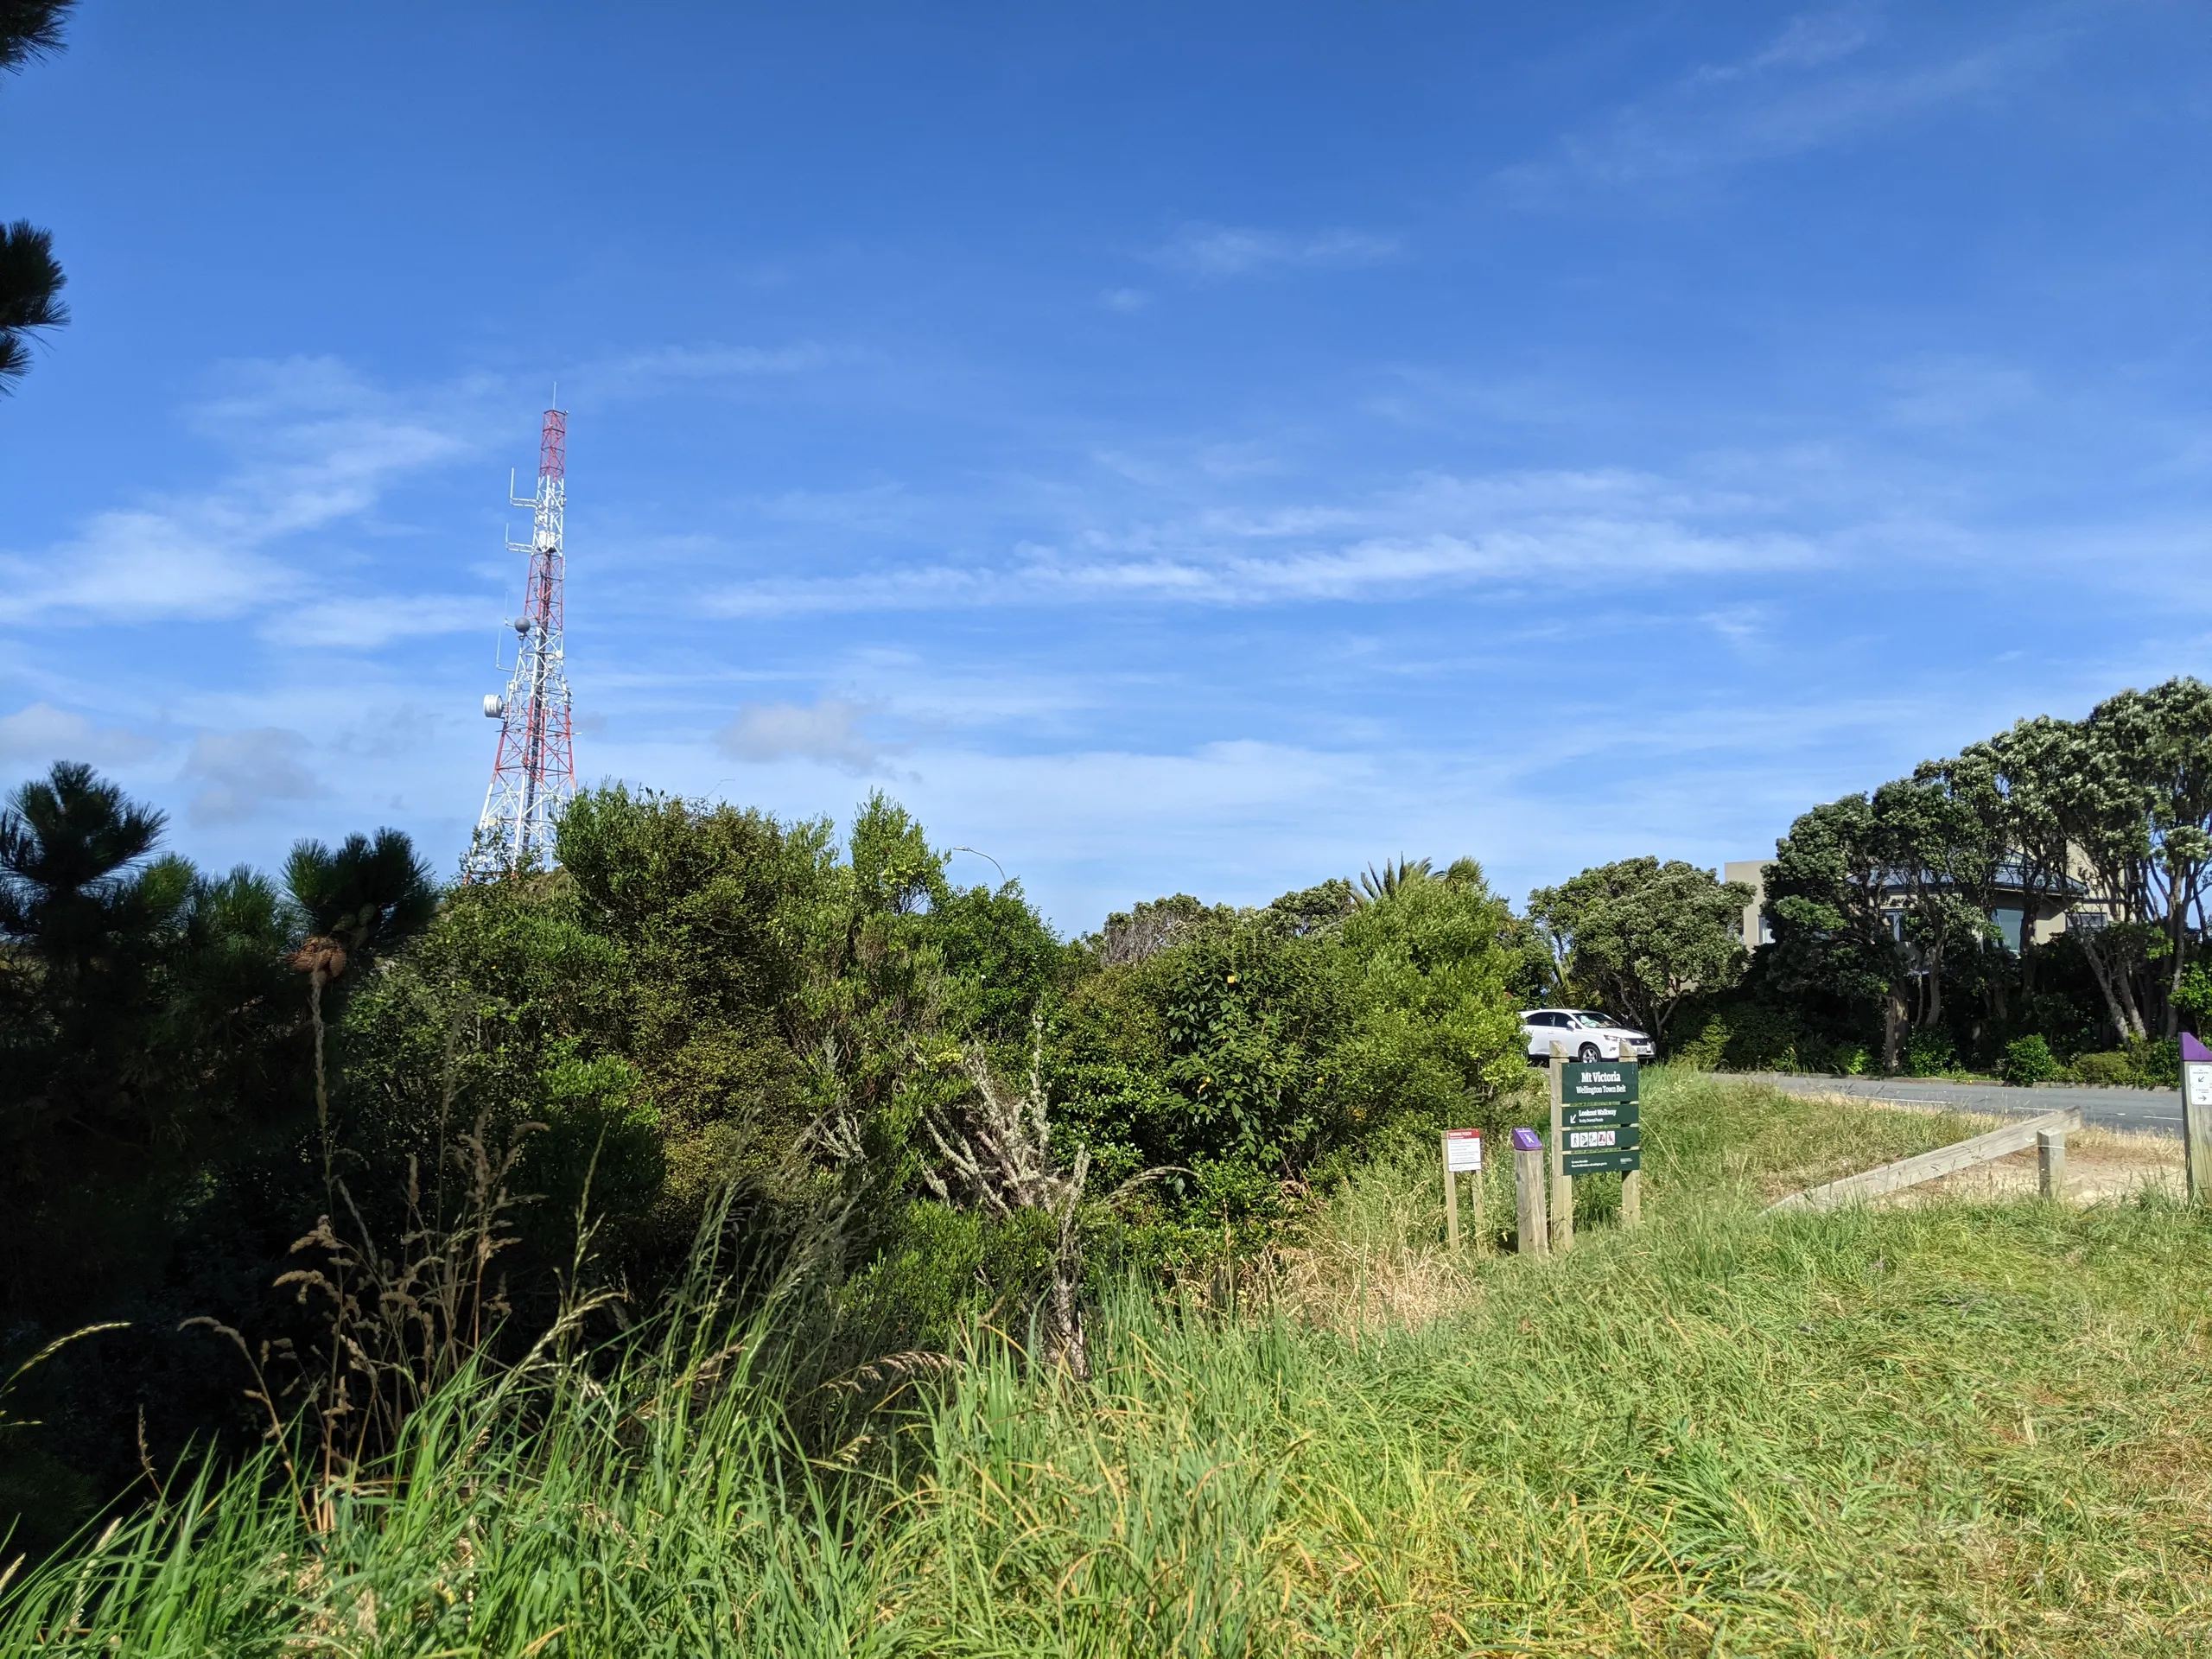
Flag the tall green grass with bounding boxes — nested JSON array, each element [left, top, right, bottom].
[[8, 1072, 2209, 1656]]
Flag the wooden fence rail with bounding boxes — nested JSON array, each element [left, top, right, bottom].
[[1766, 1107, 2082, 1214]]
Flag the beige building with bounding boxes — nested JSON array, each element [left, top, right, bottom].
[[1724, 861, 1775, 948]]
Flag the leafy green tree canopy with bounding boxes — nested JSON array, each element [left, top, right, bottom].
[[1528, 857, 1751, 1048]]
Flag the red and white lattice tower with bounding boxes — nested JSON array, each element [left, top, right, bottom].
[[467, 407, 575, 875]]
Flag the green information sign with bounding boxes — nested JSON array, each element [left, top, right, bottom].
[[1553, 1060, 1643, 1180], [1561, 1101, 1639, 1130], [1560, 1062, 1638, 1105], [1562, 1147, 1643, 1175], [1560, 1122, 1640, 1155]]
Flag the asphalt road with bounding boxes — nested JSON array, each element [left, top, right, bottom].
[[1758, 1073, 2183, 1139]]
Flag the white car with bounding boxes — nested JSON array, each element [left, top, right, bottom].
[[1520, 1008, 1656, 1065]]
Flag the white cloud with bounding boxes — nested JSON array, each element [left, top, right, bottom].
[[0, 508, 299, 625], [590, 341, 836, 399], [181, 727, 323, 823], [1150, 225, 1403, 278], [334, 704, 440, 761], [276, 594, 493, 650], [1505, 8, 2065, 193], [704, 466, 1820, 616], [1700, 604, 1773, 645], [1690, 10, 1876, 86], [716, 699, 886, 773], [0, 356, 478, 630], [714, 564, 995, 619], [1100, 288, 1152, 313], [1884, 357, 2040, 429], [0, 702, 162, 767]]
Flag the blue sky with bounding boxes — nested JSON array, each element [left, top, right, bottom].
[[3, 2, 2210, 931]]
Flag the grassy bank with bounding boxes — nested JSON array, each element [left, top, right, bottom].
[[7, 1072, 2209, 1656]]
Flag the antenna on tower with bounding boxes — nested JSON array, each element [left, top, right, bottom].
[[466, 404, 575, 877]]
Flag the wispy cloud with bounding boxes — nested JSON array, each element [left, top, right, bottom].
[[276, 594, 494, 650], [181, 726, 323, 823], [0, 356, 479, 630], [588, 340, 837, 399], [0, 702, 162, 767], [1148, 224, 1403, 278], [1505, 7, 2067, 194], [1883, 356, 2040, 429], [716, 698, 887, 773], [0, 508, 300, 625], [707, 467, 1820, 616]]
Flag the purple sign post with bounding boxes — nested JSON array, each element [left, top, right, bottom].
[[2182, 1033, 2212, 1205]]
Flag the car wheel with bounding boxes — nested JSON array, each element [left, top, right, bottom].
[[1578, 1043, 1600, 1063]]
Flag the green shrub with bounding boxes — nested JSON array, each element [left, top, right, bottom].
[[2000, 1034, 2060, 1085], [2066, 1042, 2180, 1088], [1904, 1029, 1955, 1077], [2128, 1035, 2181, 1089], [2069, 1050, 2134, 1087], [835, 1200, 988, 1353], [1052, 867, 1526, 1217], [1669, 1012, 1728, 1071], [1719, 1003, 1802, 1071], [2013, 989, 2097, 1061]]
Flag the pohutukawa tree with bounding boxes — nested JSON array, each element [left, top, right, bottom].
[[1527, 858, 1753, 1050]]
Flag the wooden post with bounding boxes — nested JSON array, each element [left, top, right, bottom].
[[1621, 1053, 1643, 1229], [2185, 1053, 2212, 1206], [1548, 1040, 1573, 1253], [1515, 1135, 1548, 1256], [1471, 1153, 1486, 1252], [1441, 1132, 1459, 1250], [2192, 1112, 2212, 1207], [2037, 1128, 2067, 1201]]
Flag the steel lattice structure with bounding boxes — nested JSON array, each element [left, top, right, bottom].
[[467, 407, 575, 876]]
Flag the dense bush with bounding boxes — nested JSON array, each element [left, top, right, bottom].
[[1050, 861, 1528, 1261], [1, 764, 1544, 1536], [2062, 1039, 2178, 1088], [2067, 1050, 2136, 1087], [2000, 1034, 2060, 1085], [2128, 1036, 2181, 1088], [1669, 1001, 1810, 1072], [1904, 1029, 1955, 1077]]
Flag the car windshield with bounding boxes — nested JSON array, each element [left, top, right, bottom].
[[1573, 1012, 1616, 1028]]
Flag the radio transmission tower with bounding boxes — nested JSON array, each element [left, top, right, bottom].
[[467, 405, 575, 876]]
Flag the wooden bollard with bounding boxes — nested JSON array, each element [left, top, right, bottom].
[[1442, 1138, 1459, 1251], [2185, 1037, 2212, 1206], [1513, 1127, 1548, 1257], [2037, 1128, 2067, 1201]]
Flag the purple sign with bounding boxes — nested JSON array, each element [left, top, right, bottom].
[[2183, 1032, 2212, 1065], [1510, 1128, 1542, 1151]]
